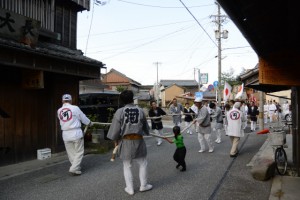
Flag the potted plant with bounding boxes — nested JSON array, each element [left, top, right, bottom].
[[85, 114, 105, 143]]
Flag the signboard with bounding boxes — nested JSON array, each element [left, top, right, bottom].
[[213, 81, 218, 88], [0, 8, 40, 47], [199, 73, 208, 84], [208, 84, 214, 91], [22, 70, 44, 89], [195, 92, 203, 100]]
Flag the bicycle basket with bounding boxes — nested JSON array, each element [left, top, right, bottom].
[[270, 131, 286, 146]]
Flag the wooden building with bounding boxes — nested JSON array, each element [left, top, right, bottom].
[[0, 0, 104, 166], [102, 68, 141, 94], [217, 0, 300, 175], [160, 80, 199, 107]]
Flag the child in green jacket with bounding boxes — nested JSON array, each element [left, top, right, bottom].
[[165, 126, 186, 172]]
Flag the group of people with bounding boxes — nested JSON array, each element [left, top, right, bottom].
[[56, 90, 259, 196], [264, 100, 290, 123]]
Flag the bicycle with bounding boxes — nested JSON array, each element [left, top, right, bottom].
[[258, 124, 288, 175], [269, 125, 288, 175]]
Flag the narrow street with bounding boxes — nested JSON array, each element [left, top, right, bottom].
[[0, 125, 272, 200]]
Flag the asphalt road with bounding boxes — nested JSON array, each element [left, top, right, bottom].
[[0, 126, 272, 200]]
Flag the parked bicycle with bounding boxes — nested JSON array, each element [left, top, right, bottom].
[[257, 124, 288, 175]]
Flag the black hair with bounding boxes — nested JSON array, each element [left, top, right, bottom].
[[173, 126, 181, 139], [209, 102, 216, 109], [225, 103, 231, 111], [150, 100, 156, 106], [120, 90, 134, 104]]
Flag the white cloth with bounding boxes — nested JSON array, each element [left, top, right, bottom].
[[191, 104, 198, 114], [185, 121, 193, 134], [57, 103, 90, 142], [64, 138, 84, 172], [155, 129, 163, 144], [123, 157, 148, 191], [251, 121, 257, 131], [268, 104, 277, 122], [226, 107, 246, 137], [198, 132, 213, 151]]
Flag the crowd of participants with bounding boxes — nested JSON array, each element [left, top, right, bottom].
[[56, 90, 291, 196]]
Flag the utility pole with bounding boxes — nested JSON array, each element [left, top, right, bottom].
[[211, 3, 228, 106], [153, 62, 161, 106], [194, 68, 201, 91]]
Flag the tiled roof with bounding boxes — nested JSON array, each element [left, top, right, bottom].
[[0, 38, 104, 67], [108, 69, 141, 86], [160, 80, 199, 87]]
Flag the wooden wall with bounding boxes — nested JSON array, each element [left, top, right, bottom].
[[0, 0, 79, 49], [0, 66, 79, 166], [54, 0, 78, 49]]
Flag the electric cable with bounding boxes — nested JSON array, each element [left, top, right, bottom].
[[178, 0, 218, 47], [117, 0, 214, 9]]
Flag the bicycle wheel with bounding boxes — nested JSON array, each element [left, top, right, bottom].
[[275, 147, 288, 175]]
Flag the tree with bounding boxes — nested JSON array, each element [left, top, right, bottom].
[[221, 67, 243, 90], [116, 85, 126, 93]]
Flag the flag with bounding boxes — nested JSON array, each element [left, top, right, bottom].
[[235, 83, 244, 99], [223, 81, 232, 102]]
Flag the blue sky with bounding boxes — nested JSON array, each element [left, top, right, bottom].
[[77, 0, 258, 85]]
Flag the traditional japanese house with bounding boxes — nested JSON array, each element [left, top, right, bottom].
[[217, 0, 300, 175], [0, 0, 105, 165]]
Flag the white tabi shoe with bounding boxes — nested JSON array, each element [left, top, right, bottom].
[[124, 187, 134, 195], [140, 184, 153, 192]]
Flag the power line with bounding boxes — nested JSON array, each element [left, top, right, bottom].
[[223, 46, 251, 50], [99, 25, 194, 60], [78, 20, 197, 38], [84, 0, 96, 55], [178, 0, 218, 47], [118, 0, 214, 9]]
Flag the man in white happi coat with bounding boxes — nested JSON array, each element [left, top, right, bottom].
[[226, 102, 246, 157], [263, 101, 269, 124], [107, 90, 152, 195], [281, 100, 290, 120], [193, 98, 214, 153], [268, 101, 277, 122], [57, 94, 93, 176]]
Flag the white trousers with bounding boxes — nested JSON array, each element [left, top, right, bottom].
[[155, 129, 163, 144], [64, 138, 84, 172], [123, 157, 148, 191], [185, 121, 193, 134], [215, 129, 222, 142], [269, 111, 275, 122], [264, 112, 268, 123], [250, 121, 257, 131], [194, 121, 199, 133], [197, 133, 213, 151], [174, 121, 181, 127]]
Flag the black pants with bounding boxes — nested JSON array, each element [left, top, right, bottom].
[[173, 146, 186, 170]]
